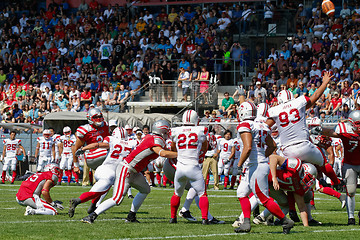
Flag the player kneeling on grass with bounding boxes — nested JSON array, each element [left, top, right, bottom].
[[16, 164, 64, 215], [81, 120, 178, 224]]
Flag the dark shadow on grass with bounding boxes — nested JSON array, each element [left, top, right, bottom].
[[318, 222, 349, 227]]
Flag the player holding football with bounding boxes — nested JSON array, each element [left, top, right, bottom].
[[16, 163, 64, 215], [72, 108, 110, 186], [80, 120, 177, 224], [58, 126, 77, 186], [266, 72, 341, 187], [1, 131, 26, 184], [35, 129, 56, 172], [312, 110, 360, 225], [235, 101, 294, 234], [69, 127, 136, 218]]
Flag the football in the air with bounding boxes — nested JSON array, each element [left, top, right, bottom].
[[322, 0, 335, 17]]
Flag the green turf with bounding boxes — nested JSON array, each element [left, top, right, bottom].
[[0, 182, 359, 240]]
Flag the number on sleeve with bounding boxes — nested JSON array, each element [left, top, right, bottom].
[[349, 141, 359, 153]]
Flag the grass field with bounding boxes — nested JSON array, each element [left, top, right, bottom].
[[1, 182, 359, 240]]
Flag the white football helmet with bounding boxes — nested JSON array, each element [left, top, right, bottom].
[[277, 90, 294, 104], [44, 163, 61, 178], [43, 129, 51, 139], [307, 117, 322, 130], [182, 109, 199, 125], [87, 108, 104, 127], [112, 127, 128, 140], [349, 110, 360, 134], [237, 102, 256, 121], [256, 103, 269, 118], [63, 126, 71, 136], [271, 125, 279, 137], [152, 120, 170, 139], [301, 163, 317, 189]]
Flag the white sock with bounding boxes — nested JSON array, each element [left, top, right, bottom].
[[240, 195, 260, 219], [95, 198, 116, 215], [347, 195, 355, 219], [96, 191, 109, 207], [130, 193, 148, 213], [182, 188, 196, 211], [127, 187, 133, 196]]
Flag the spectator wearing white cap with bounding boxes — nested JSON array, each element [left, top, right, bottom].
[[331, 53, 343, 69], [254, 81, 267, 103], [125, 125, 136, 140], [109, 119, 118, 133], [133, 55, 143, 70]]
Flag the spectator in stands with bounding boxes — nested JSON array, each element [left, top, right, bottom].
[[129, 75, 141, 101], [220, 92, 234, 116], [254, 81, 267, 103], [178, 67, 190, 102], [55, 95, 69, 110], [117, 84, 129, 112], [80, 88, 92, 105]]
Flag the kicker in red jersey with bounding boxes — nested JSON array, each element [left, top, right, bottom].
[[338, 133, 360, 165]]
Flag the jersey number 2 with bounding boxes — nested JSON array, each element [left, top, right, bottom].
[[178, 133, 198, 149]]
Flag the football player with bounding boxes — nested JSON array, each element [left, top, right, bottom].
[[35, 129, 56, 172], [312, 110, 360, 225], [202, 129, 219, 190], [214, 130, 235, 189], [80, 120, 177, 224], [229, 137, 242, 189], [266, 72, 341, 187], [235, 101, 294, 234], [1, 131, 26, 184], [72, 108, 110, 186], [16, 164, 64, 215], [49, 128, 61, 164], [58, 126, 77, 186], [169, 110, 212, 224], [69, 127, 135, 218]]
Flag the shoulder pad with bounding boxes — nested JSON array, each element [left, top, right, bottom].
[[286, 158, 302, 172]]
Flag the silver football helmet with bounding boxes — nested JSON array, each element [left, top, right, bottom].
[[87, 108, 104, 127], [152, 120, 171, 139], [349, 110, 360, 134]]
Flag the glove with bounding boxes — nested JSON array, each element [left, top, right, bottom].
[[75, 148, 85, 157], [51, 201, 64, 210], [310, 126, 322, 135]]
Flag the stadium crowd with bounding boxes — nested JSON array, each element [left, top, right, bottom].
[[0, 1, 360, 128]]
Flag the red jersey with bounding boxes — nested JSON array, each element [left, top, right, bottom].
[[338, 133, 360, 165], [76, 123, 110, 145], [268, 158, 308, 196], [16, 171, 57, 201], [124, 134, 166, 172]]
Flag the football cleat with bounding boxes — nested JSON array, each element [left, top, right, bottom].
[[348, 218, 355, 225], [232, 216, 243, 227], [81, 212, 98, 224], [252, 215, 274, 226], [24, 206, 35, 216], [87, 202, 97, 214], [280, 217, 294, 234], [125, 211, 140, 223], [68, 198, 81, 218], [234, 218, 251, 233], [339, 194, 346, 209], [289, 210, 300, 222], [169, 218, 177, 224], [201, 219, 211, 225], [308, 218, 322, 226], [209, 217, 225, 224], [179, 210, 197, 222]]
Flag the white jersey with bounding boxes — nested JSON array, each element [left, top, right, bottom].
[[171, 126, 208, 165], [217, 138, 234, 161], [59, 134, 76, 154], [332, 137, 343, 160], [37, 136, 55, 158], [102, 136, 137, 167], [3, 139, 21, 158], [237, 120, 270, 165], [255, 116, 267, 124], [205, 134, 217, 157], [267, 95, 310, 148], [53, 134, 61, 157], [233, 138, 242, 160]]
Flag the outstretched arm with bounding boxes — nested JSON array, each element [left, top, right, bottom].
[[307, 72, 333, 109]]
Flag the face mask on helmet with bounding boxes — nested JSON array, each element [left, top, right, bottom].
[[300, 172, 315, 189], [91, 114, 104, 127]]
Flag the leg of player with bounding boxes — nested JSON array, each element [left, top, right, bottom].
[[210, 158, 219, 190], [10, 157, 17, 184], [303, 191, 322, 226], [223, 160, 232, 189], [1, 157, 10, 183], [343, 164, 359, 225], [170, 168, 187, 223], [179, 187, 197, 222], [82, 164, 131, 224], [202, 157, 211, 188], [127, 172, 151, 222], [217, 160, 224, 189], [127, 187, 134, 198], [249, 164, 294, 234], [230, 161, 239, 189], [233, 193, 260, 227], [317, 184, 346, 209], [234, 170, 252, 231]]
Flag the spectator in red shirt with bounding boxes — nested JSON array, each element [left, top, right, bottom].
[[81, 87, 92, 105], [327, 91, 342, 115], [341, 80, 352, 96], [89, 0, 99, 10]]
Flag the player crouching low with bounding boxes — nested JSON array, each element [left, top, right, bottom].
[[16, 164, 64, 215]]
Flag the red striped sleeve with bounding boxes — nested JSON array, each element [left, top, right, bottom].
[[103, 136, 110, 143], [304, 96, 310, 104], [237, 122, 251, 133]]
